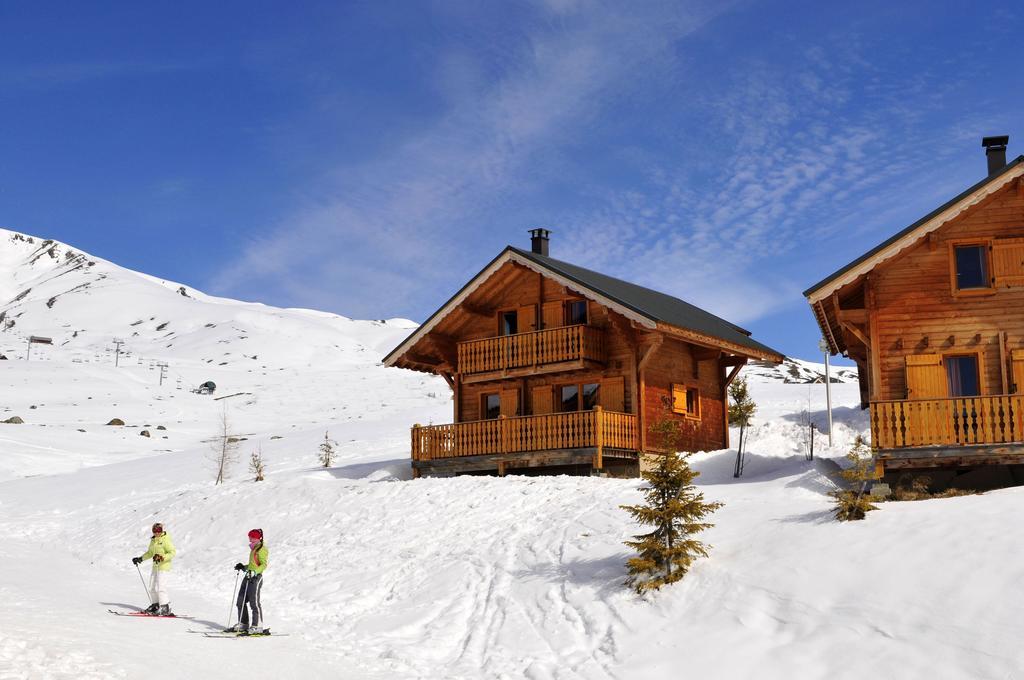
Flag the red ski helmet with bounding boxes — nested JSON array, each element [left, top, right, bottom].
[[248, 528, 263, 541]]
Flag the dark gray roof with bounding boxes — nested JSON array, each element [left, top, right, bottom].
[[510, 247, 783, 358], [803, 155, 1024, 298]]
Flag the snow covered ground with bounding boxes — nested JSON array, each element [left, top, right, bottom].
[[2, 229, 1022, 679]]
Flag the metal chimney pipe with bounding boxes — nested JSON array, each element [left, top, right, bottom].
[[982, 135, 1009, 175], [529, 228, 550, 256]]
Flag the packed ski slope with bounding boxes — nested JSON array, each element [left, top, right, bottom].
[[2, 229, 1023, 679]]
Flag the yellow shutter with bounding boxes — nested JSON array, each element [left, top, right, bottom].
[[517, 305, 536, 333], [600, 376, 625, 412], [500, 388, 520, 417], [542, 301, 563, 329], [531, 385, 553, 415], [992, 238, 1024, 288], [905, 354, 947, 399], [671, 384, 687, 414], [1012, 349, 1024, 394]]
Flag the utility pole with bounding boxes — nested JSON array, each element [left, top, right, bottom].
[[157, 362, 168, 386], [819, 338, 833, 447], [113, 338, 125, 367]]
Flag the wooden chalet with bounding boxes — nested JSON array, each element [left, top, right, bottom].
[[805, 136, 1024, 475], [385, 230, 784, 477]]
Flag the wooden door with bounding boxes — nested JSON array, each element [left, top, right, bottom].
[[992, 238, 1024, 288], [532, 385, 553, 415], [600, 376, 625, 412], [500, 388, 520, 417], [1012, 349, 1024, 393], [905, 354, 947, 399], [542, 301, 562, 330]]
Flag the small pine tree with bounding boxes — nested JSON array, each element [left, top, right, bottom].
[[832, 434, 878, 521], [249, 445, 265, 482], [621, 396, 723, 594], [728, 376, 756, 477], [318, 430, 337, 468]]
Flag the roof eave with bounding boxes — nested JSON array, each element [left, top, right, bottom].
[[803, 156, 1024, 303]]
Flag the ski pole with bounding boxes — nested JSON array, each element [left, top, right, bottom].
[[136, 562, 153, 605], [228, 569, 241, 627]]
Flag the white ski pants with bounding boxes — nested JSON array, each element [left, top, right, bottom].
[[149, 568, 170, 606]]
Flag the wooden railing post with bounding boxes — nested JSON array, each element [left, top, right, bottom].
[[499, 415, 509, 455], [594, 406, 603, 471]]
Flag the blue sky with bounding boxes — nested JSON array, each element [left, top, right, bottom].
[[2, 1, 1022, 361]]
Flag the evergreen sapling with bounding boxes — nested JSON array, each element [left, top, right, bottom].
[[728, 376, 756, 477], [832, 434, 878, 521], [318, 430, 337, 468], [621, 396, 724, 594]]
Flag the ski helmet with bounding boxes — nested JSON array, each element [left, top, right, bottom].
[[152, 523, 164, 535], [248, 528, 263, 541]]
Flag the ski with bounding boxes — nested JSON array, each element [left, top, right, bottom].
[[108, 609, 193, 619], [202, 630, 288, 638]]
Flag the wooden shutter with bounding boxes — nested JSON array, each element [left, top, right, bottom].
[[600, 376, 625, 412], [992, 238, 1024, 288], [1012, 349, 1024, 394], [531, 385, 553, 415], [671, 384, 688, 414], [905, 354, 947, 399], [500, 388, 520, 417], [542, 301, 563, 329], [517, 305, 536, 333]]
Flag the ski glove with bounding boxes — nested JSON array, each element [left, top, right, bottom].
[[132, 557, 142, 565], [153, 554, 164, 563], [234, 563, 246, 571]]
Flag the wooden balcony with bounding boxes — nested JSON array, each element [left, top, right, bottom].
[[457, 324, 605, 383], [411, 408, 638, 474], [870, 395, 1024, 466]]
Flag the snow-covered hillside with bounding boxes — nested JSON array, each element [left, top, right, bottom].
[[3, 229, 1022, 679]]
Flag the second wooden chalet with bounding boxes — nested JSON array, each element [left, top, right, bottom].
[[805, 136, 1024, 478], [385, 230, 784, 477]]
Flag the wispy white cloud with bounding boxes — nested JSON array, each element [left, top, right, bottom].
[[211, 0, 733, 318], [557, 36, 993, 325]]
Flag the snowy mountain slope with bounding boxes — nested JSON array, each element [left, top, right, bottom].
[[745, 357, 858, 384], [0, 227, 451, 482], [2, 229, 1020, 679]]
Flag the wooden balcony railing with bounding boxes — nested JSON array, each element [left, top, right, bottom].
[[411, 408, 637, 461], [870, 395, 1024, 449], [457, 324, 605, 375]]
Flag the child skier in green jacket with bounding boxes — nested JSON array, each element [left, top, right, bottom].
[[228, 528, 269, 633], [132, 522, 176, 616]]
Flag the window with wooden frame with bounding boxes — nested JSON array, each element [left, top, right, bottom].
[[904, 352, 984, 399], [671, 384, 700, 419], [944, 354, 982, 397], [481, 389, 520, 419], [557, 381, 600, 412], [949, 239, 993, 295], [536, 377, 623, 414], [482, 392, 501, 419], [565, 299, 588, 326], [497, 306, 536, 336]]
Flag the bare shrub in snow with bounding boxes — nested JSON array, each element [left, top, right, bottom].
[[211, 406, 239, 485], [318, 431, 337, 468], [249, 445, 265, 482], [831, 435, 878, 521], [621, 399, 723, 594]]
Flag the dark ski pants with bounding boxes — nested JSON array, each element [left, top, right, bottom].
[[236, 573, 263, 628]]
